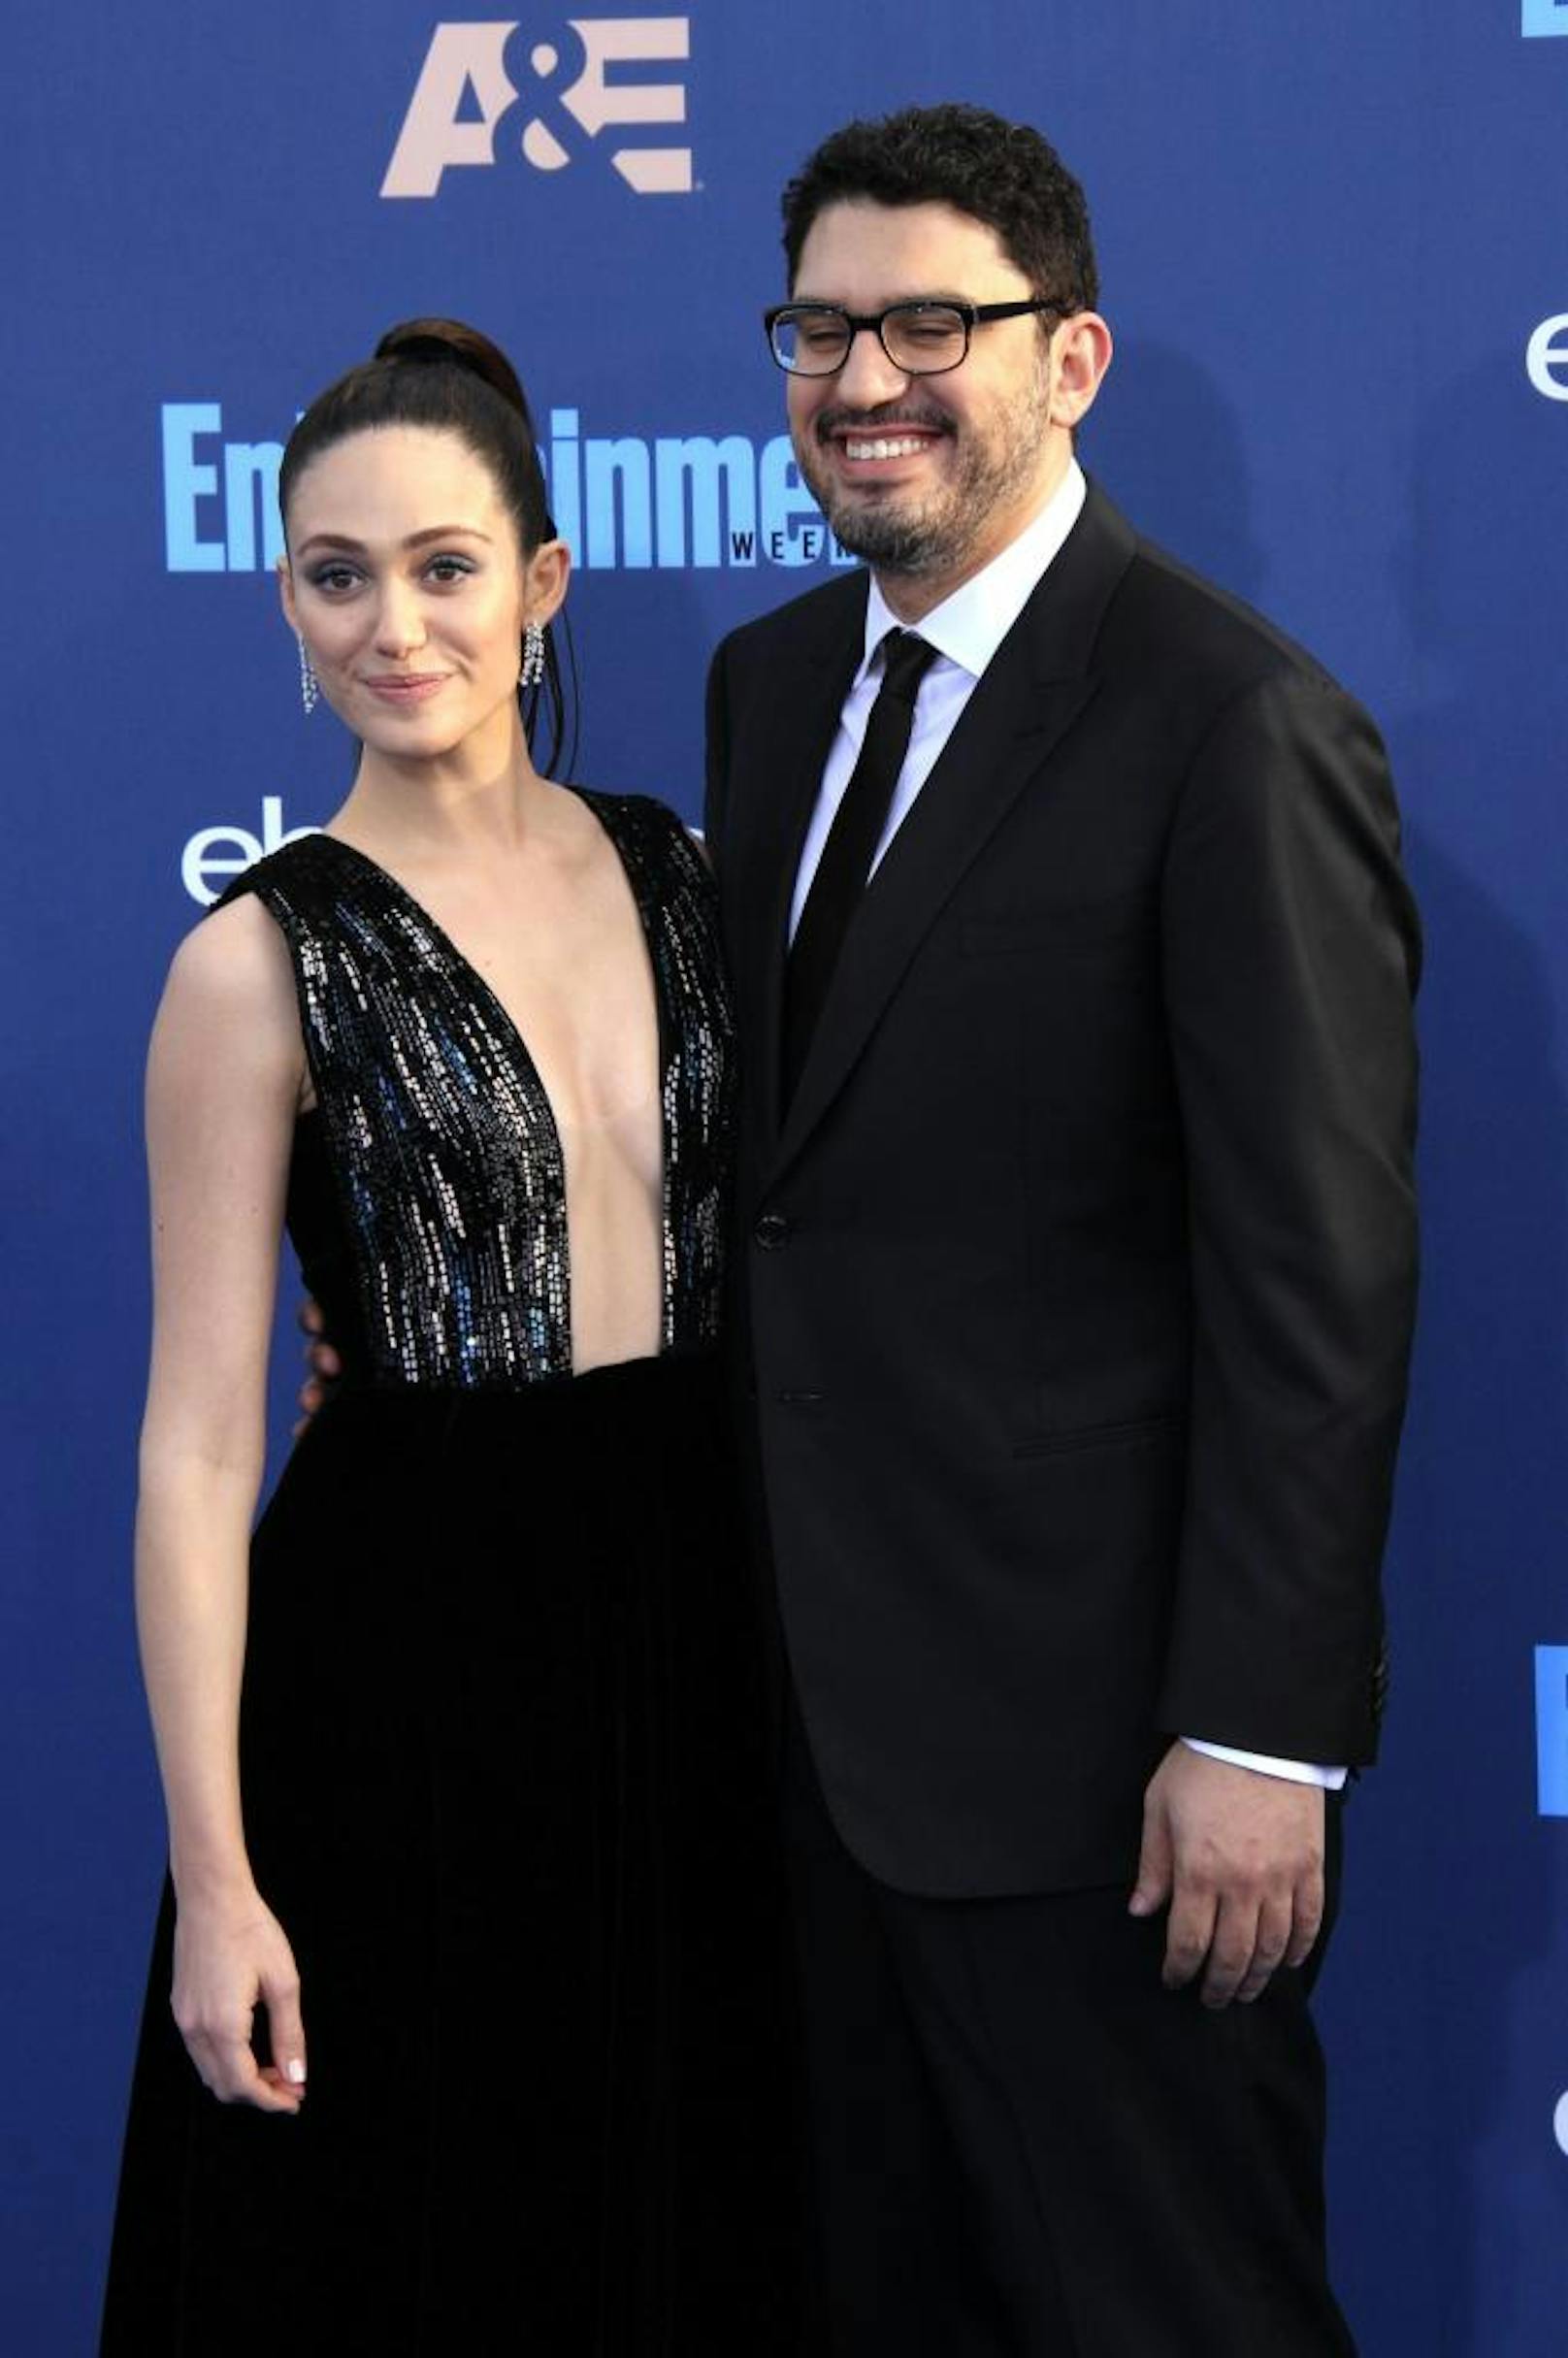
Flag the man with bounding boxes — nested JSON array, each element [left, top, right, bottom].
[[703, 104, 1419, 2353]]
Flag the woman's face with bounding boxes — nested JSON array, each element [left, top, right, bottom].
[[280, 424, 565, 766]]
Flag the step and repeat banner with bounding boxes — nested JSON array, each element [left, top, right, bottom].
[[5, 5, 1566, 2349]]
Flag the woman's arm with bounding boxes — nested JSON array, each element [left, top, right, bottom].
[[136, 892, 308, 2113]]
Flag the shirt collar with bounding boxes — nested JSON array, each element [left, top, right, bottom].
[[857, 457, 1087, 686]]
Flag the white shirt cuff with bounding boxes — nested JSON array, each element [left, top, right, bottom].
[[1181, 1737, 1348, 1791]]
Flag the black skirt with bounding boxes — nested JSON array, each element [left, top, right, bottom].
[[103, 1355, 802, 2353]]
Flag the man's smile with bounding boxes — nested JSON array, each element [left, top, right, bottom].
[[841, 434, 935, 461], [815, 409, 951, 480]]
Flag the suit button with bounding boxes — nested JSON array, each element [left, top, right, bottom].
[[754, 1211, 791, 1249]]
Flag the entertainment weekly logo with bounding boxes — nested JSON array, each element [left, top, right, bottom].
[[1522, 1, 1568, 34], [383, 18, 693, 198], [161, 402, 857, 574]]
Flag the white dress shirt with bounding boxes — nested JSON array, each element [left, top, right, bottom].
[[792, 458, 1344, 1793]]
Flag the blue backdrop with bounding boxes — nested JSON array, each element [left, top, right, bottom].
[[6, 6, 1567, 2349]]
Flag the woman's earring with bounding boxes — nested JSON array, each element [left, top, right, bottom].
[[298, 635, 319, 716], [520, 620, 545, 692]]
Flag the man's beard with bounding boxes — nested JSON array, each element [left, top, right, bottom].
[[795, 373, 1052, 578]]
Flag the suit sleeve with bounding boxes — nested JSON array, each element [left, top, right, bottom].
[[1154, 669, 1420, 1764]]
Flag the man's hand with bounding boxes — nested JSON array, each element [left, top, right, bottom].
[[1127, 1742, 1324, 2008], [293, 1297, 341, 1437]]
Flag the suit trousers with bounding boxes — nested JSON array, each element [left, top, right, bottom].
[[780, 1696, 1357, 2357]]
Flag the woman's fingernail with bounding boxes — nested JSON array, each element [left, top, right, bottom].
[[285, 2059, 307, 2085]]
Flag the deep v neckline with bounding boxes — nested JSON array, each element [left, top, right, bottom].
[[312, 792, 672, 1352]]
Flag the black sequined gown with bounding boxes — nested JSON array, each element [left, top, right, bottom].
[[102, 795, 801, 2355]]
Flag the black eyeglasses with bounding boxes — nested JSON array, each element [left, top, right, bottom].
[[763, 298, 1066, 377]]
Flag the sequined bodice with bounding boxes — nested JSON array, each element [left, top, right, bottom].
[[220, 794, 735, 1388]]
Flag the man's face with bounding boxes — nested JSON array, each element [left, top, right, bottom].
[[786, 199, 1067, 604]]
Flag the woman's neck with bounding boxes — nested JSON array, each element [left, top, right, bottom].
[[331, 708, 556, 867]]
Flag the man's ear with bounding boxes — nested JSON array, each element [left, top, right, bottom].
[[1051, 312, 1114, 430]]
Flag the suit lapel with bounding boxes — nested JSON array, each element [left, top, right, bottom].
[[772, 482, 1138, 1177], [725, 578, 868, 1140]]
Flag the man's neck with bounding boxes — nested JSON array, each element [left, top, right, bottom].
[[873, 445, 1074, 624]]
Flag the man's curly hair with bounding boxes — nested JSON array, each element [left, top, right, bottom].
[[781, 103, 1098, 316]]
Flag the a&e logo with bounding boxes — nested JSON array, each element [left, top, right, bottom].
[[382, 18, 692, 199]]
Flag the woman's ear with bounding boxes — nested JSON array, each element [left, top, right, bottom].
[[523, 537, 571, 628]]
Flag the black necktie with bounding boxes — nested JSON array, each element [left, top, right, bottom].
[[783, 629, 937, 1104]]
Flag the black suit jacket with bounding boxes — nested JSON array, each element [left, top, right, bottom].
[[703, 480, 1420, 1898]]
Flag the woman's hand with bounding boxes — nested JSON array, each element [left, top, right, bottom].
[[171, 1887, 308, 2113]]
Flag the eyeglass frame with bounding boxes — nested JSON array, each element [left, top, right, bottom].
[[762, 296, 1071, 377]]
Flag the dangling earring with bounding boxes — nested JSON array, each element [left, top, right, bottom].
[[297, 634, 319, 716], [520, 619, 545, 692]]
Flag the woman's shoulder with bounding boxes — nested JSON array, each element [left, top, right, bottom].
[[212, 829, 346, 919], [162, 835, 351, 1032], [156, 885, 301, 1074], [573, 787, 709, 875]]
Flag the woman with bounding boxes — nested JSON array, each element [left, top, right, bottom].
[[102, 320, 800, 2352]]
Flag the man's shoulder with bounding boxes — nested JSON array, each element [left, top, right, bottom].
[[1097, 491, 1350, 705], [713, 567, 869, 673]]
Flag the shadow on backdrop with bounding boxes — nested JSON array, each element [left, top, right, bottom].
[[1082, 337, 1267, 606], [1320, 348, 1568, 2358]]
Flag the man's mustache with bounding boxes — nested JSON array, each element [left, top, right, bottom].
[[812, 404, 954, 442]]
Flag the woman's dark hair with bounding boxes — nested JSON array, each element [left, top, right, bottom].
[[781, 104, 1098, 318], [280, 318, 575, 776]]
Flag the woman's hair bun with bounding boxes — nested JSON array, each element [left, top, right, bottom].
[[374, 317, 530, 425]]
